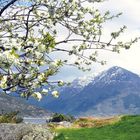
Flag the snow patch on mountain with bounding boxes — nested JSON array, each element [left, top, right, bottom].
[[71, 72, 99, 88], [64, 66, 132, 89], [89, 66, 139, 86]]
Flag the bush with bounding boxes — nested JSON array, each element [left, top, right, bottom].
[[0, 111, 23, 123], [50, 113, 75, 122]]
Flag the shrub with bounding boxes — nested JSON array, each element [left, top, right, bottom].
[[50, 113, 75, 122], [0, 111, 23, 123]]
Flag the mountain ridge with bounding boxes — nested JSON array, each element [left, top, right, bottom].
[[27, 66, 140, 116]]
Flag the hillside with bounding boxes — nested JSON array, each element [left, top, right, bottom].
[[27, 66, 140, 116], [0, 93, 51, 117], [54, 115, 140, 140]]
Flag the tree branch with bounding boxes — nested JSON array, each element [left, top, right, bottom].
[[0, 0, 17, 16], [56, 39, 117, 47]]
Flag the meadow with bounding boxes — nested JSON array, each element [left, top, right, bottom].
[[54, 115, 140, 140]]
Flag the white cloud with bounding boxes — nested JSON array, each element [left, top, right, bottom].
[[95, 0, 140, 74]]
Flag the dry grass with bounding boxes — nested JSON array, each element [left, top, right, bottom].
[[51, 116, 122, 129], [72, 116, 121, 128]]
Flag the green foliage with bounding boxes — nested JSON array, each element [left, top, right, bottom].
[[0, 0, 139, 99], [54, 133, 65, 140], [0, 111, 23, 123], [54, 115, 140, 140], [121, 115, 138, 121], [50, 113, 75, 122]]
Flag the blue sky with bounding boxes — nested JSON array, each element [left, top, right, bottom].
[[52, 0, 140, 82]]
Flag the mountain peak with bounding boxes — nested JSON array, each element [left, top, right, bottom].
[[90, 66, 140, 86], [109, 66, 123, 71], [70, 66, 139, 88], [107, 66, 138, 77], [106, 66, 126, 75]]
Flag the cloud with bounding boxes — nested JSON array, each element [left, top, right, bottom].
[[97, 0, 140, 28], [95, 0, 140, 74]]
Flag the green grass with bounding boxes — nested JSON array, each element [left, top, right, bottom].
[[54, 115, 140, 140]]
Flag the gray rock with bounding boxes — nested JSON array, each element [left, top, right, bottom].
[[56, 121, 72, 128], [0, 123, 54, 140]]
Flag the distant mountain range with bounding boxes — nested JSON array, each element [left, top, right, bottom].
[[27, 66, 140, 117], [0, 93, 51, 117]]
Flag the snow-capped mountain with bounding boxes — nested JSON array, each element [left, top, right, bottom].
[[90, 66, 140, 86], [27, 66, 140, 116]]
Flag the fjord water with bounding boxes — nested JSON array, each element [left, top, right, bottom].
[[23, 117, 50, 124]]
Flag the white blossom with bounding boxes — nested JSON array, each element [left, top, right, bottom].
[[32, 92, 42, 101], [58, 80, 65, 86], [52, 90, 59, 98], [38, 44, 46, 52], [0, 76, 8, 88], [38, 73, 45, 82], [35, 51, 44, 59], [42, 88, 48, 95]]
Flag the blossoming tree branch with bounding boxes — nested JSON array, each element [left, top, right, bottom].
[[0, 0, 138, 100]]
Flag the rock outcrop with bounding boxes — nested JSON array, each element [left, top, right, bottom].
[[0, 123, 54, 140]]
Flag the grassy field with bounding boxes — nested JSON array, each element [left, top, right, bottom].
[[54, 115, 140, 140]]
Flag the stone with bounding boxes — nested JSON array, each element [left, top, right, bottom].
[[0, 123, 54, 140]]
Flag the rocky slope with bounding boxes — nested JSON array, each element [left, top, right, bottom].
[[0, 93, 51, 117]]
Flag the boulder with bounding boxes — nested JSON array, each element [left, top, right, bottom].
[[0, 123, 54, 140]]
